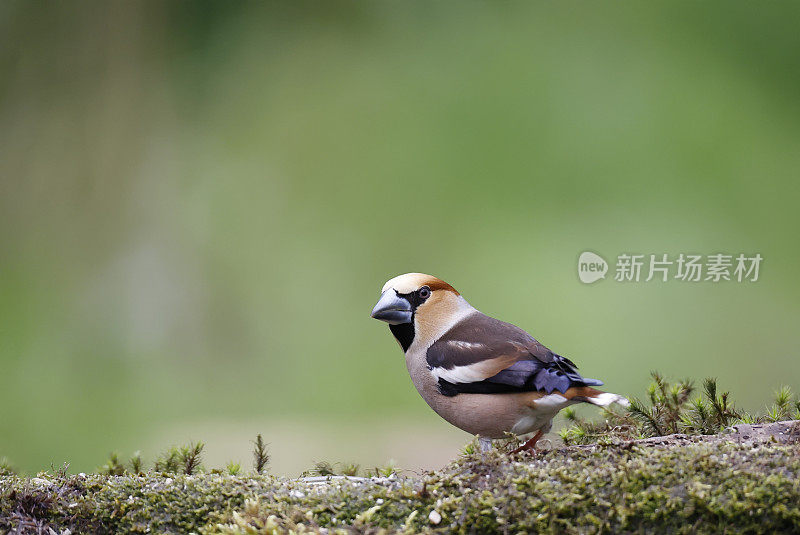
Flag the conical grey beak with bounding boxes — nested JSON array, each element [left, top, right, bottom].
[[370, 291, 412, 325]]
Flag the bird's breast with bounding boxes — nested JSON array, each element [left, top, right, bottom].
[[404, 346, 561, 438]]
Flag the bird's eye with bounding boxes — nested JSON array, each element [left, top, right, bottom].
[[418, 286, 431, 299]]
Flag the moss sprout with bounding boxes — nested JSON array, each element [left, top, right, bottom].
[[252, 434, 270, 474], [154, 446, 182, 474], [99, 453, 125, 476], [225, 462, 242, 476], [0, 458, 17, 477], [129, 451, 144, 475], [180, 442, 205, 475]]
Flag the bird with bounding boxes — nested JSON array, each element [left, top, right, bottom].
[[370, 272, 629, 454]]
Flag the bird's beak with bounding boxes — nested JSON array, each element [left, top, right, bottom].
[[370, 291, 413, 325]]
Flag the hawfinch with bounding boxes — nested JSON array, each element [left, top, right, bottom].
[[370, 273, 629, 453]]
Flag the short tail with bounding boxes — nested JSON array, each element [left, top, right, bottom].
[[568, 387, 630, 408]]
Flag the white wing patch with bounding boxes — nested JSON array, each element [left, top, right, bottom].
[[429, 362, 491, 384], [447, 340, 485, 350], [533, 393, 569, 409]]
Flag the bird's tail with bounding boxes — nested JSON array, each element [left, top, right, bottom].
[[568, 387, 630, 408]]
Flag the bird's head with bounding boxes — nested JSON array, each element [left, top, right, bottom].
[[371, 273, 473, 352]]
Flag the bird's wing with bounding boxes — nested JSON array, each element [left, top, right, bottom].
[[425, 312, 603, 396]]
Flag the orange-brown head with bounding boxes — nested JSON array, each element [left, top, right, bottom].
[[371, 273, 472, 352]]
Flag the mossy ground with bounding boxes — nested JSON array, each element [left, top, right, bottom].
[[3, 430, 799, 534], [3, 378, 798, 533]]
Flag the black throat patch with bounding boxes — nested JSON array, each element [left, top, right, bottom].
[[389, 322, 415, 353]]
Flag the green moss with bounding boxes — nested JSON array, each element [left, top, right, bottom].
[[0, 458, 15, 477], [2, 439, 799, 534], [561, 374, 800, 446], [2, 376, 798, 533]]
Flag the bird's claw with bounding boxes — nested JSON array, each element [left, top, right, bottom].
[[509, 430, 544, 456], [509, 444, 537, 456]]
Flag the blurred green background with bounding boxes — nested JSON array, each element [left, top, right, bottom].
[[1, 2, 799, 475]]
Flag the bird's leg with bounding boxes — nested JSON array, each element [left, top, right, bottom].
[[510, 429, 544, 455], [478, 437, 493, 453]]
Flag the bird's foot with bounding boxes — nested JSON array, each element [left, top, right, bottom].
[[509, 443, 537, 456], [478, 437, 494, 453], [510, 430, 544, 456]]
